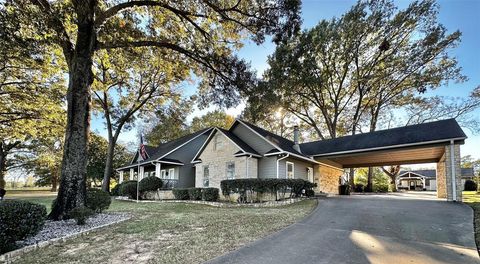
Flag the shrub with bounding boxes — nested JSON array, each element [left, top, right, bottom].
[[373, 183, 389, 193], [139, 176, 163, 193], [68, 206, 94, 225], [188, 188, 203, 200], [119, 180, 138, 199], [111, 183, 121, 196], [202, 188, 219, 201], [220, 178, 317, 202], [354, 184, 364, 192], [305, 189, 315, 197], [465, 179, 477, 191], [339, 184, 350, 195], [173, 188, 189, 200], [0, 200, 47, 253], [86, 188, 111, 213]]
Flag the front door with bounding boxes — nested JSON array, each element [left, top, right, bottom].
[[410, 181, 415, 190]]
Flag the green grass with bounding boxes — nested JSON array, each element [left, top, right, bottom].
[[463, 191, 480, 254], [10, 197, 317, 264]]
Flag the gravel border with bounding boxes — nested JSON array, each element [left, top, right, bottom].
[[0, 213, 131, 263], [115, 196, 316, 207]]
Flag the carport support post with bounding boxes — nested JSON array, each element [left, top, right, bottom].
[[450, 140, 457, 201]]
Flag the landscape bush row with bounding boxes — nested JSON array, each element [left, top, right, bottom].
[[0, 188, 111, 253], [115, 177, 164, 199], [220, 178, 316, 203], [173, 187, 219, 201]]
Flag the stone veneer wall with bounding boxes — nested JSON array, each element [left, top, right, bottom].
[[314, 164, 344, 194], [436, 153, 447, 199], [436, 144, 462, 201], [194, 132, 258, 189]]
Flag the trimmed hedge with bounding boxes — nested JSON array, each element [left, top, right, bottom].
[[172, 187, 220, 201], [0, 200, 47, 253], [119, 180, 138, 199], [139, 176, 163, 193], [68, 206, 94, 225], [188, 188, 203, 200], [354, 184, 364, 192], [173, 188, 189, 200], [86, 188, 111, 213], [465, 179, 477, 191], [220, 178, 316, 202], [202, 188, 219, 201]]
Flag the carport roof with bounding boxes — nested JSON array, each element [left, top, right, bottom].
[[300, 119, 467, 157]]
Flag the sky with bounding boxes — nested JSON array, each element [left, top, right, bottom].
[[91, 0, 480, 164]]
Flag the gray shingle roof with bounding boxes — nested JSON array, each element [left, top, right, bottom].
[[300, 119, 467, 156], [239, 120, 310, 158], [129, 128, 213, 165], [399, 168, 475, 178], [217, 128, 260, 156]]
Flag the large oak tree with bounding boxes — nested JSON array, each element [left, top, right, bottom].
[[7, 0, 300, 219]]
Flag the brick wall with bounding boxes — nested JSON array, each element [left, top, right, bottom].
[[194, 132, 258, 189], [437, 144, 462, 201], [314, 163, 344, 194]]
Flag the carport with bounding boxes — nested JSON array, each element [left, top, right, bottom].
[[300, 119, 467, 201]]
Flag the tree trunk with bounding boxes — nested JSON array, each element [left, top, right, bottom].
[[49, 5, 96, 220], [101, 135, 116, 192], [389, 176, 397, 192], [51, 171, 58, 192], [0, 152, 6, 189], [366, 167, 373, 192], [348, 168, 355, 189]]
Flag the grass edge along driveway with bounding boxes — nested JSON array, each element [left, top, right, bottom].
[[12, 198, 317, 264], [463, 191, 480, 255]]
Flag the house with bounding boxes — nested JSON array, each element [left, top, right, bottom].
[[397, 168, 475, 191], [116, 118, 467, 200]]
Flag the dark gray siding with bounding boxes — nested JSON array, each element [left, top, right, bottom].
[[162, 132, 210, 188], [231, 123, 278, 154]]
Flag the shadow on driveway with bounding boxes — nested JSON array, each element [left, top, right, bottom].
[[207, 194, 479, 264]]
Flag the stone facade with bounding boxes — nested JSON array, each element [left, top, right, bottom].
[[436, 154, 447, 198], [314, 163, 344, 194], [436, 144, 462, 201], [194, 132, 258, 189]]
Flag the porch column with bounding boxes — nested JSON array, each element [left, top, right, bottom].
[[437, 144, 462, 201], [119, 171, 124, 184], [155, 163, 161, 178], [130, 168, 134, 180], [139, 166, 145, 181]]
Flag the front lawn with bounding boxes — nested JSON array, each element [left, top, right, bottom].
[[11, 198, 317, 264], [463, 191, 480, 253]]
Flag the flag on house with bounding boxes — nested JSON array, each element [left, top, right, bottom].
[[139, 135, 148, 161]]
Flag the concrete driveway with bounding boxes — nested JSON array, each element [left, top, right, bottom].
[[207, 193, 479, 264]]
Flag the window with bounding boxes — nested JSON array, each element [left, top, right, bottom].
[[286, 162, 294, 179], [203, 166, 210, 187], [160, 170, 166, 179], [169, 168, 175, 179], [213, 135, 223, 150], [226, 162, 235, 179]]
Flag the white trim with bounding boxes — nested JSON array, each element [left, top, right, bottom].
[[160, 169, 167, 179], [397, 172, 428, 179], [119, 171, 124, 183], [233, 152, 261, 158], [276, 154, 289, 178], [234, 119, 282, 151], [317, 161, 344, 171], [312, 137, 467, 158], [216, 128, 253, 155], [169, 168, 175, 180], [129, 168, 134, 180], [155, 163, 161, 178], [190, 128, 217, 163], [286, 161, 295, 179], [158, 160, 184, 166], [266, 150, 319, 164]]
